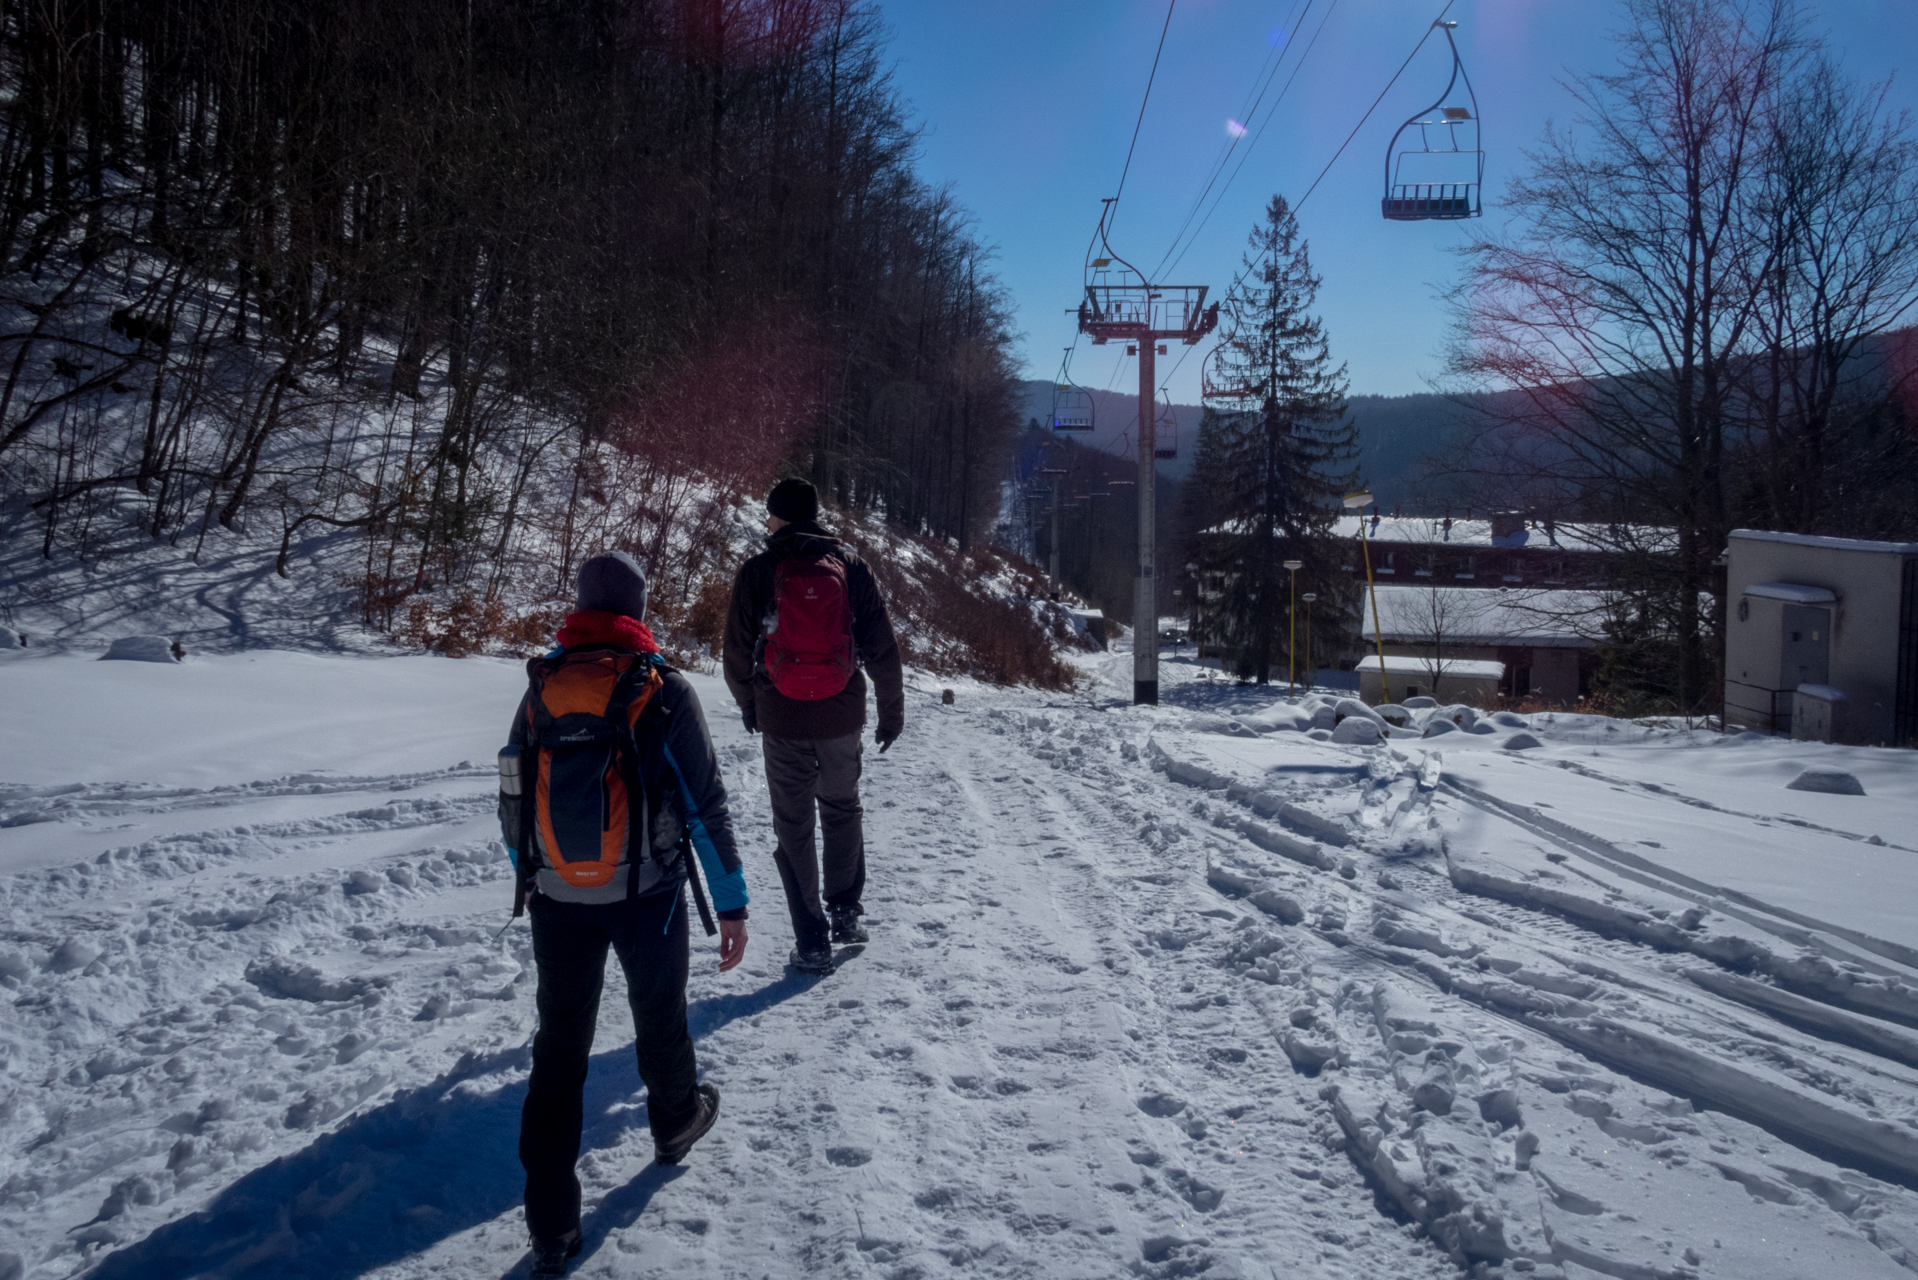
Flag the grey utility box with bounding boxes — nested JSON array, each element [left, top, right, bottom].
[[1791, 684, 1847, 744], [1723, 530, 1918, 746]]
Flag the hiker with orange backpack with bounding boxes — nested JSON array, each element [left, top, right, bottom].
[[723, 478, 904, 975], [498, 551, 748, 1277]]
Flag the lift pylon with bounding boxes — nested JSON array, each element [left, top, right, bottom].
[[1075, 199, 1218, 706]]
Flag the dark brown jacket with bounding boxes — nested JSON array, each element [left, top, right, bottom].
[[724, 521, 904, 742]]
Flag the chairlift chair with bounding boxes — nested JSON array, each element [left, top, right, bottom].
[[1153, 394, 1178, 460], [1382, 21, 1483, 221], [1201, 335, 1263, 404], [1049, 350, 1095, 433]]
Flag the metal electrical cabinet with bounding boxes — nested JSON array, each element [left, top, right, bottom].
[[1723, 530, 1918, 745]]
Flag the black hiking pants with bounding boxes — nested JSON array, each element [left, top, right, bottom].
[[520, 888, 698, 1240], [762, 732, 865, 950]]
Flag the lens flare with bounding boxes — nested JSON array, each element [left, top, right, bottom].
[[1226, 119, 1248, 139]]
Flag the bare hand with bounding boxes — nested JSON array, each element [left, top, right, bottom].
[[717, 918, 748, 972]]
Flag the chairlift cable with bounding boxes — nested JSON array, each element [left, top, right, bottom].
[[1172, 0, 1457, 409], [1156, 0, 1333, 282], [1148, 0, 1311, 282], [1294, 0, 1457, 216], [1110, 0, 1179, 234], [1160, 0, 1339, 282]]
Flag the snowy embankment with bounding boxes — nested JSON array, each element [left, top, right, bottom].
[[3, 641, 1917, 1280]]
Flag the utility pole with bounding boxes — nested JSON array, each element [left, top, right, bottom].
[[1079, 268, 1217, 704], [1038, 460, 1068, 596]]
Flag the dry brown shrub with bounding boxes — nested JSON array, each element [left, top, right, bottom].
[[341, 571, 411, 631], [396, 592, 564, 658], [858, 537, 1077, 691], [1488, 690, 1631, 717], [682, 574, 733, 656]]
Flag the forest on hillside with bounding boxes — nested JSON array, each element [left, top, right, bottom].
[[0, 0, 1024, 636]]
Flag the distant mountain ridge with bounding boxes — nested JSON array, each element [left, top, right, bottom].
[[1015, 378, 1466, 504]]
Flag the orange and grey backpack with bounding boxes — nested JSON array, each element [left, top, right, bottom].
[[511, 649, 665, 898], [498, 646, 719, 931]]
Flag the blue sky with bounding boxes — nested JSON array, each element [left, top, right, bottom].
[[880, 0, 1918, 400]]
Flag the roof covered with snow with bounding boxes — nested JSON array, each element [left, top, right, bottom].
[[1744, 581, 1839, 604], [1355, 654, 1505, 678], [1358, 585, 1610, 645], [1729, 528, 1918, 555], [1331, 515, 1674, 554]]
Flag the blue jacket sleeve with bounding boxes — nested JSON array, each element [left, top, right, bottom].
[[658, 673, 749, 918]]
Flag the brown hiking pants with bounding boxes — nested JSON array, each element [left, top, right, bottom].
[[762, 732, 865, 950]]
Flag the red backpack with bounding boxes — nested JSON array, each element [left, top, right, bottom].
[[763, 551, 856, 700]]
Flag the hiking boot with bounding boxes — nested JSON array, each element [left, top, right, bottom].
[[655, 1082, 720, 1166], [829, 905, 868, 945], [530, 1229, 582, 1277], [789, 943, 834, 974]]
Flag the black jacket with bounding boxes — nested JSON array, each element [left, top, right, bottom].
[[723, 521, 904, 742]]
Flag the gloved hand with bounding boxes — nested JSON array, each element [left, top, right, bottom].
[[875, 725, 901, 753], [741, 703, 758, 735]]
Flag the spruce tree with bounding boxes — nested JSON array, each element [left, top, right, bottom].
[[1192, 195, 1357, 684]]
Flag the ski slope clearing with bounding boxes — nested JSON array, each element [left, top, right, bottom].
[[3, 644, 1918, 1280]]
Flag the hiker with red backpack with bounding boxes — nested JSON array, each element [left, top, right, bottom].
[[724, 478, 904, 975], [498, 551, 748, 1277]]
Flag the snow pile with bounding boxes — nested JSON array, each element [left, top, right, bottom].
[[99, 636, 178, 664]]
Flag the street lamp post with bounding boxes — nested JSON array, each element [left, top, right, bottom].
[[1282, 558, 1303, 696], [1344, 490, 1391, 704], [1301, 591, 1317, 691], [1184, 561, 1200, 659]]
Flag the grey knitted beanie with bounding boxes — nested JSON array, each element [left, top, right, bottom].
[[576, 551, 647, 620]]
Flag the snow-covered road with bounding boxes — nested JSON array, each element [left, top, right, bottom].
[[4, 645, 1917, 1280]]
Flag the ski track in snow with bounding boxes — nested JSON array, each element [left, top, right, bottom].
[[3, 651, 1917, 1280]]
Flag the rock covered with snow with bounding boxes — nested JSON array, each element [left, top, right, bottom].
[[1786, 768, 1865, 796], [101, 635, 179, 663], [1330, 715, 1383, 745], [1401, 695, 1437, 709], [1421, 716, 1459, 738], [1502, 732, 1543, 751], [1238, 700, 1335, 734], [1332, 697, 1382, 726]]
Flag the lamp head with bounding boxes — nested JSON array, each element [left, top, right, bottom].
[[1342, 490, 1374, 509], [1302, 592, 1318, 603], [1283, 559, 1303, 571]]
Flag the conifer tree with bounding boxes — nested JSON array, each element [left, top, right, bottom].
[[1192, 195, 1357, 684]]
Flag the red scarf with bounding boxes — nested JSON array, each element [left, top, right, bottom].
[[555, 610, 660, 654]]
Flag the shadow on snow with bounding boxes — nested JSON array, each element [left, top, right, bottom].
[[87, 970, 821, 1280]]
